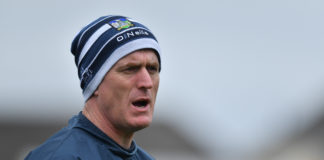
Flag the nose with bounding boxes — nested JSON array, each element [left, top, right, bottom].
[[136, 68, 153, 89]]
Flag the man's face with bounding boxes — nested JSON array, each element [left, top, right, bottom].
[[94, 49, 160, 133]]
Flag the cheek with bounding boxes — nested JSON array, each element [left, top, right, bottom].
[[153, 77, 160, 92], [150, 77, 160, 103], [97, 78, 123, 105], [98, 82, 131, 116], [108, 79, 133, 103]]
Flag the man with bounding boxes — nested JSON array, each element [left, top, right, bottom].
[[25, 15, 161, 160]]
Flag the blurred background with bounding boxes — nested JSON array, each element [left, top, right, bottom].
[[1, 0, 324, 160]]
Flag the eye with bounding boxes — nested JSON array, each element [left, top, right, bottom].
[[147, 65, 159, 74], [123, 66, 139, 73]]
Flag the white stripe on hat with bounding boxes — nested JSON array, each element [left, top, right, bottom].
[[127, 18, 139, 23], [78, 24, 111, 66], [76, 16, 113, 48], [82, 38, 161, 101]]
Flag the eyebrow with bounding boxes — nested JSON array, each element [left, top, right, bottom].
[[119, 59, 159, 66], [119, 61, 141, 67]]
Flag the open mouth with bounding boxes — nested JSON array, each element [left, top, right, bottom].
[[132, 99, 149, 108]]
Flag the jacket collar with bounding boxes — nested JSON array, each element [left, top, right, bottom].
[[72, 112, 138, 158]]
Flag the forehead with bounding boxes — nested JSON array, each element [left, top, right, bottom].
[[116, 49, 159, 65]]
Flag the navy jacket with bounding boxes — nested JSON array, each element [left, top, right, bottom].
[[25, 112, 154, 160]]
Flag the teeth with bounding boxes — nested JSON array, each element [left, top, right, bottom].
[[134, 105, 145, 108]]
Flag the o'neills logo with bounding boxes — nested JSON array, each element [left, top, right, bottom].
[[116, 29, 150, 42]]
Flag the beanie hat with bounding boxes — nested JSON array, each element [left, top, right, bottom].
[[71, 15, 161, 101]]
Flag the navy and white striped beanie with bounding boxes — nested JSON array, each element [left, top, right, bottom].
[[71, 15, 161, 101]]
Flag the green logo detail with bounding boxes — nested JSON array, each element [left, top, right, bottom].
[[109, 18, 134, 30]]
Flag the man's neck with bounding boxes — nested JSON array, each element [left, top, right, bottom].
[[82, 100, 134, 149]]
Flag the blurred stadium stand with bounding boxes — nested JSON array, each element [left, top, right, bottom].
[[264, 114, 324, 160]]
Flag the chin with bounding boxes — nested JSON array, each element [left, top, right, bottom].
[[130, 117, 152, 131]]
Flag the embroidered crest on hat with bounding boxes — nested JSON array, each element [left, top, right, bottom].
[[109, 18, 134, 30]]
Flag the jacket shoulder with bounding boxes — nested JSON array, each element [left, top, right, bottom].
[[25, 151, 81, 160], [24, 127, 92, 160]]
